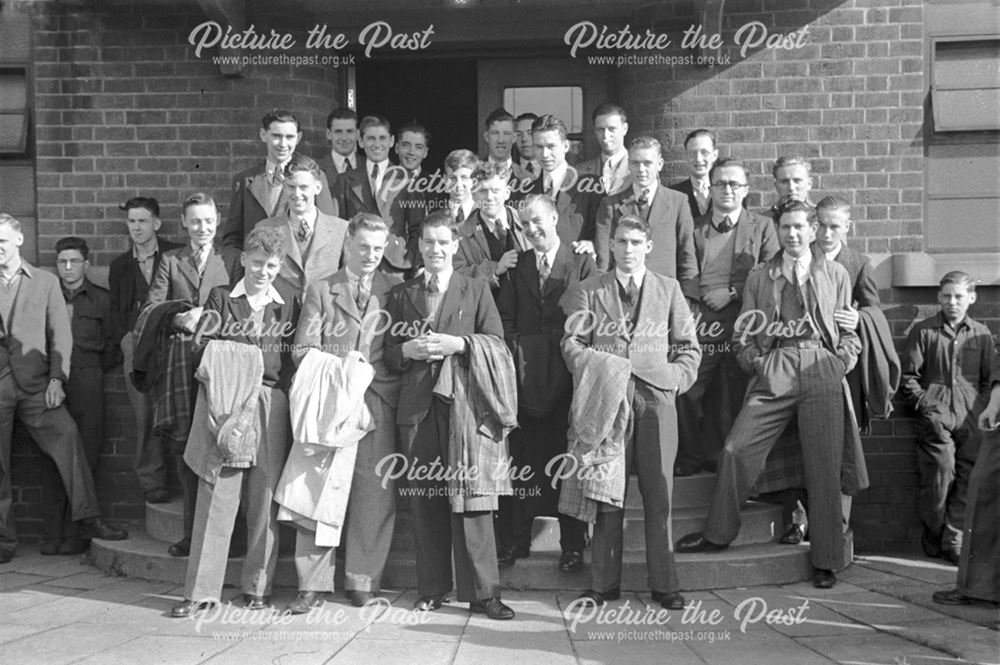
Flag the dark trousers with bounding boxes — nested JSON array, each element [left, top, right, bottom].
[[0, 373, 100, 554], [122, 331, 167, 493], [401, 397, 500, 602], [497, 395, 586, 554], [40, 365, 104, 543], [591, 379, 680, 594]]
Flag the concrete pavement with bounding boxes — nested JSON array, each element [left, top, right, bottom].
[[0, 546, 996, 665]]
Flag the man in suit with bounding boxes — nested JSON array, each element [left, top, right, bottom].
[[254, 153, 348, 303], [317, 107, 366, 190], [334, 116, 426, 276], [514, 112, 539, 178], [0, 214, 127, 565], [110, 197, 183, 504], [146, 192, 243, 558], [453, 162, 530, 295], [495, 194, 596, 570], [385, 211, 516, 621], [222, 109, 336, 249], [289, 213, 402, 613], [675, 158, 780, 477], [668, 129, 719, 220], [677, 201, 861, 590], [594, 136, 699, 298], [395, 121, 429, 181], [482, 108, 534, 205], [765, 156, 815, 226], [576, 102, 631, 198], [528, 114, 600, 259], [563, 214, 701, 609]]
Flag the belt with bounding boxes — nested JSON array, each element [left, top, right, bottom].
[[775, 339, 823, 349]]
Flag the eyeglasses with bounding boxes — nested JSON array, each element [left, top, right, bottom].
[[711, 182, 749, 190], [57, 259, 85, 266]]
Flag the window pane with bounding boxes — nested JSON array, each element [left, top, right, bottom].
[[503, 86, 583, 133]]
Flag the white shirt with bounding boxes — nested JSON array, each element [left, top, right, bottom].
[[615, 267, 646, 291], [782, 251, 812, 285], [711, 209, 740, 230], [824, 244, 842, 262], [230, 278, 285, 312], [546, 162, 570, 195], [632, 181, 658, 204], [265, 159, 287, 185], [368, 159, 389, 194], [535, 239, 560, 272], [345, 266, 373, 295], [424, 267, 453, 293], [331, 152, 357, 174], [288, 208, 318, 236], [450, 198, 476, 223]]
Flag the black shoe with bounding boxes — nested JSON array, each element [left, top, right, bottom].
[[558, 551, 584, 572], [39, 539, 62, 556], [244, 594, 270, 610], [170, 599, 215, 618], [0, 550, 13, 564], [414, 595, 445, 611], [576, 588, 621, 606], [921, 526, 942, 559], [812, 568, 836, 589], [779, 524, 807, 545], [469, 598, 515, 620], [287, 591, 324, 615], [347, 590, 375, 607], [941, 548, 961, 566], [676, 533, 728, 553], [651, 591, 686, 610], [497, 544, 528, 568], [168, 537, 191, 557], [144, 488, 171, 504], [674, 461, 700, 477], [78, 518, 128, 541], [932, 588, 971, 605], [58, 537, 89, 555]]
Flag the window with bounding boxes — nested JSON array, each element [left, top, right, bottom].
[[931, 38, 1000, 131]]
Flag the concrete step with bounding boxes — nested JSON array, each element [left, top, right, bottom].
[[90, 525, 852, 591]]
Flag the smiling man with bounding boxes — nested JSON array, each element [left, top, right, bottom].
[[319, 107, 366, 181], [766, 155, 814, 226], [483, 108, 533, 205], [668, 129, 720, 219], [576, 103, 631, 197], [395, 122, 430, 179]]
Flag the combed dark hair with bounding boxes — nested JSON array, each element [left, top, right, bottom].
[[244, 227, 285, 257], [348, 212, 388, 236], [709, 158, 748, 183], [684, 128, 716, 150], [56, 236, 89, 260], [284, 152, 322, 180], [359, 115, 391, 135], [261, 109, 299, 132], [484, 107, 515, 129], [532, 114, 568, 141], [181, 192, 216, 217], [514, 112, 538, 124], [396, 121, 430, 145], [592, 102, 628, 124], [421, 210, 460, 238], [614, 214, 652, 239], [776, 198, 817, 224], [326, 107, 357, 129], [939, 270, 977, 293], [120, 196, 159, 217]]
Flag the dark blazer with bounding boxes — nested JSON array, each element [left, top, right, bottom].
[[334, 164, 426, 271], [526, 170, 601, 250], [0, 262, 72, 393], [692, 208, 780, 301], [65, 278, 118, 371], [577, 154, 631, 197], [145, 244, 243, 309], [317, 152, 367, 197], [453, 207, 530, 291], [293, 268, 402, 407], [831, 243, 880, 308], [195, 280, 299, 389], [384, 271, 503, 427], [594, 185, 699, 298], [109, 239, 185, 341], [497, 244, 597, 416], [668, 178, 711, 220], [222, 160, 338, 249], [254, 211, 349, 302]]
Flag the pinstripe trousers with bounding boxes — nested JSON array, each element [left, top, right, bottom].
[[703, 347, 848, 571]]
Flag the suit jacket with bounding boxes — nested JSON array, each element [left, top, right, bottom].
[[109, 238, 185, 342], [497, 243, 597, 416], [317, 152, 367, 198], [453, 207, 530, 290], [502, 160, 536, 206], [526, 169, 601, 250], [145, 244, 243, 309], [254, 211, 348, 301], [334, 164, 426, 270], [0, 262, 72, 393], [222, 160, 338, 249], [668, 178, 712, 220], [293, 268, 402, 407], [831, 243, 880, 308], [561, 271, 701, 394], [733, 246, 861, 375], [384, 271, 504, 426], [577, 153, 631, 197], [595, 185, 699, 298], [692, 208, 780, 301]]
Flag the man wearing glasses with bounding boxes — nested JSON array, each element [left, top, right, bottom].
[[675, 159, 779, 477], [594, 136, 698, 300]]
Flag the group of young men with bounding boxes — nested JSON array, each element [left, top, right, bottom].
[[0, 98, 995, 619]]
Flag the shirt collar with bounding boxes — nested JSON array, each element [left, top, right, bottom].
[[332, 151, 356, 171], [265, 159, 287, 178], [632, 181, 658, 201], [230, 278, 285, 308], [535, 239, 560, 267], [711, 209, 739, 228], [424, 267, 453, 292], [939, 312, 970, 332], [548, 162, 569, 193], [824, 243, 843, 262], [691, 175, 710, 191], [133, 239, 160, 262], [62, 278, 90, 298], [0, 257, 29, 281], [782, 251, 812, 282], [345, 266, 373, 286], [488, 156, 512, 170], [603, 148, 627, 169], [615, 267, 646, 289]]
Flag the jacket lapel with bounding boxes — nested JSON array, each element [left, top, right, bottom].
[[508, 208, 531, 251], [200, 249, 229, 302], [596, 272, 625, 338], [176, 246, 201, 293], [248, 169, 273, 215], [615, 190, 638, 217], [435, 273, 467, 331], [543, 243, 574, 299], [404, 278, 429, 322], [328, 271, 361, 323], [732, 208, 754, 256]]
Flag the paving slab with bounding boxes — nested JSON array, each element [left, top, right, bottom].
[[798, 631, 977, 664], [327, 637, 458, 665], [0, 622, 148, 665], [575, 637, 704, 665], [877, 616, 1000, 665], [70, 633, 232, 665], [0, 571, 52, 591], [686, 624, 839, 665]]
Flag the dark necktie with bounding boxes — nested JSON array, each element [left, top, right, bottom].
[[454, 206, 465, 226], [297, 217, 312, 242], [637, 189, 650, 214], [543, 176, 554, 199], [714, 215, 734, 234], [427, 273, 440, 294], [624, 276, 638, 307], [370, 163, 380, 193], [356, 276, 371, 311], [790, 260, 805, 308], [538, 253, 550, 292]]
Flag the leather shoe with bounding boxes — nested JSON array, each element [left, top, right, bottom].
[[170, 599, 215, 618], [576, 588, 621, 606], [39, 539, 62, 556], [812, 568, 836, 589], [347, 590, 375, 607], [558, 550, 584, 572], [168, 537, 191, 557], [921, 526, 942, 559], [144, 488, 171, 504], [651, 590, 686, 610], [676, 533, 728, 553], [674, 461, 700, 477], [932, 588, 970, 606], [779, 524, 807, 545], [0, 550, 10, 564], [496, 544, 528, 568], [244, 594, 270, 610], [287, 591, 324, 615], [469, 598, 515, 620], [414, 595, 445, 611], [58, 537, 89, 555], [78, 518, 128, 541], [940, 548, 960, 566]]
